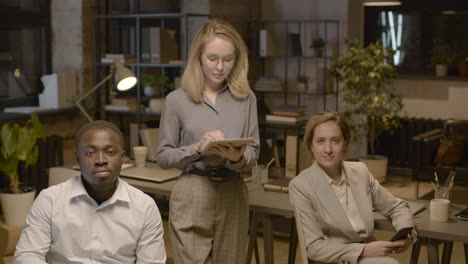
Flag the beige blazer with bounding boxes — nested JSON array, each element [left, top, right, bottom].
[[289, 161, 415, 264]]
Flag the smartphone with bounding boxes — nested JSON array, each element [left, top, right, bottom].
[[455, 208, 468, 221], [389, 227, 414, 242]]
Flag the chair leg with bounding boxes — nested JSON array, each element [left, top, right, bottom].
[[427, 239, 440, 264], [254, 238, 260, 264], [288, 218, 298, 264], [247, 211, 259, 264], [441, 241, 453, 264], [464, 243, 468, 264], [410, 238, 422, 264]]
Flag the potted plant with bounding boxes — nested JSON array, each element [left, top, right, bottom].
[[311, 37, 325, 57], [142, 72, 174, 113], [431, 40, 455, 77], [141, 72, 175, 98], [0, 113, 45, 225], [329, 38, 403, 182]]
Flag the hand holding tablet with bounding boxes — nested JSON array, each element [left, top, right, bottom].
[[201, 138, 254, 155]]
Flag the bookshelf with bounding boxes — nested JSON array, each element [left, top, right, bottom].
[[249, 19, 340, 176], [93, 7, 209, 146]]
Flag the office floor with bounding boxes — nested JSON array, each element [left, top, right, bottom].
[[160, 175, 468, 264]]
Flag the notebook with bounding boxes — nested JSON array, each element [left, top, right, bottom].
[[120, 165, 181, 183]]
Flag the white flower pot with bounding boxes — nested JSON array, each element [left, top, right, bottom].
[[359, 155, 388, 183], [435, 64, 448, 77], [0, 188, 36, 226]]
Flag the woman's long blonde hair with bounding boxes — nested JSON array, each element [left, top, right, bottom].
[[181, 19, 250, 103]]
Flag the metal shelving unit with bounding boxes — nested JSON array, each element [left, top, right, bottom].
[[249, 19, 340, 110], [93, 11, 209, 127], [249, 19, 340, 175]]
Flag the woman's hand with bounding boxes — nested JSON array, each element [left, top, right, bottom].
[[391, 235, 412, 253], [195, 130, 225, 153], [209, 144, 247, 162], [361, 241, 402, 257]]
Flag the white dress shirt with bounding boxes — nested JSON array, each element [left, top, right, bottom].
[[325, 170, 368, 238], [14, 175, 166, 264]]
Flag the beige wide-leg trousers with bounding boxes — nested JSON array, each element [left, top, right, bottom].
[[169, 174, 249, 264]]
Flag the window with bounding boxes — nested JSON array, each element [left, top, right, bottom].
[[364, 0, 468, 76], [0, 0, 51, 109]]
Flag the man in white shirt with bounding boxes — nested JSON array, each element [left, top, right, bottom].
[[14, 120, 167, 264]]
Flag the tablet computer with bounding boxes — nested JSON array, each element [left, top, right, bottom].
[[201, 138, 254, 155], [389, 227, 414, 242]]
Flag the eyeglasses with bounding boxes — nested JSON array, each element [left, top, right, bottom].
[[202, 55, 235, 68]]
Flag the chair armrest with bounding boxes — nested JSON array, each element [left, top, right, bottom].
[[0, 222, 23, 257], [412, 128, 442, 141]]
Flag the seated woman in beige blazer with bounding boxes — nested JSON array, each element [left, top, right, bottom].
[[289, 112, 416, 264]]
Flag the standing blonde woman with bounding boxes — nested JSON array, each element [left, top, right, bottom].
[[289, 112, 416, 264], [156, 19, 259, 263]]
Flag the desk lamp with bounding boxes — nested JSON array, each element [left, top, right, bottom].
[[75, 59, 137, 121]]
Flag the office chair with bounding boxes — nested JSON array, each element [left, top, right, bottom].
[[294, 204, 309, 264]]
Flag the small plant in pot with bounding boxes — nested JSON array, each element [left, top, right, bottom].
[[141, 72, 175, 98], [431, 40, 455, 77], [329, 38, 403, 182], [311, 37, 325, 57], [0, 113, 45, 225]]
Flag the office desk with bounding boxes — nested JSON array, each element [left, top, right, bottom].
[[49, 167, 468, 264], [245, 185, 468, 264]]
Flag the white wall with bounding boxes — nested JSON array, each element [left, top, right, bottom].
[[51, 0, 83, 72], [396, 79, 468, 120]]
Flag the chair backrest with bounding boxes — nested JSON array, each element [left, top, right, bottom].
[[294, 204, 309, 264], [48, 167, 80, 187]]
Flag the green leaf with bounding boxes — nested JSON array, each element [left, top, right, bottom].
[[31, 113, 46, 140], [25, 145, 39, 168]]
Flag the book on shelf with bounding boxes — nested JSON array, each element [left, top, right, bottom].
[[168, 60, 185, 65], [104, 104, 137, 111], [271, 104, 308, 117], [149, 27, 179, 64], [263, 177, 291, 193], [101, 53, 136, 64], [139, 127, 159, 161], [265, 114, 308, 124], [112, 97, 137, 107], [288, 33, 302, 56], [129, 123, 143, 159], [285, 135, 298, 178], [254, 77, 282, 92]]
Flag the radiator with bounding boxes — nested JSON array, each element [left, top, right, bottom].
[[374, 117, 444, 169]]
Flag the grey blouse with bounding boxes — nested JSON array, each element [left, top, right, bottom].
[[156, 86, 260, 173]]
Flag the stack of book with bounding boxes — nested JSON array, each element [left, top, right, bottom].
[[265, 104, 308, 124], [100, 53, 137, 64], [254, 76, 282, 92], [104, 97, 138, 111]]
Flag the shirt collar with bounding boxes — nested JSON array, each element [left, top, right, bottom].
[[71, 176, 130, 206], [320, 165, 348, 186]]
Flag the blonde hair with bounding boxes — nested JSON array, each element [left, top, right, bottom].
[[303, 112, 351, 157], [181, 19, 250, 103]]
